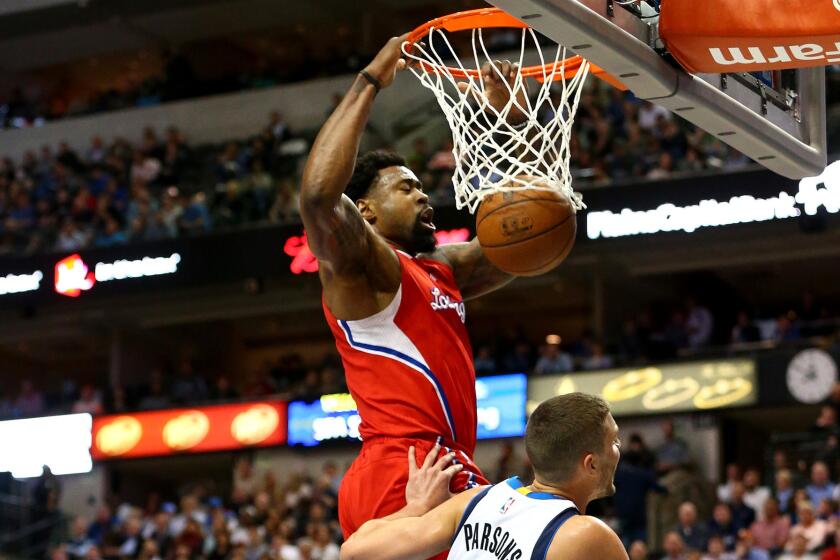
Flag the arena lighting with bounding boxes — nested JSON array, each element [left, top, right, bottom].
[[288, 374, 527, 446], [0, 414, 92, 479], [54, 253, 181, 297], [283, 228, 472, 274], [587, 161, 840, 240], [0, 270, 43, 296]]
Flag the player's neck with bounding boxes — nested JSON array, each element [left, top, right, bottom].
[[528, 479, 590, 513]]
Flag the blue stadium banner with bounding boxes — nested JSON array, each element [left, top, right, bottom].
[[287, 374, 527, 447]]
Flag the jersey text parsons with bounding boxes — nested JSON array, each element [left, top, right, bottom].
[[462, 523, 522, 560]]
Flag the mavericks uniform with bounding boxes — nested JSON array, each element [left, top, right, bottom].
[[449, 477, 579, 560], [324, 249, 489, 539]]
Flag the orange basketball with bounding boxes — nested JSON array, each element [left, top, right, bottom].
[[476, 188, 576, 277]]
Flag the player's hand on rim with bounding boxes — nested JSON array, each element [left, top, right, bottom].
[[457, 59, 529, 125], [363, 33, 410, 90], [405, 441, 463, 513]]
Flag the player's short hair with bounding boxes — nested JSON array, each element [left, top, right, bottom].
[[345, 150, 406, 202], [525, 392, 611, 485]]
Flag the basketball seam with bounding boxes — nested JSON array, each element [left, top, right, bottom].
[[478, 213, 574, 249], [476, 196, 571, 227]]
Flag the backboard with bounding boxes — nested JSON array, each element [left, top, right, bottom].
[[485, 0, 828, 179]]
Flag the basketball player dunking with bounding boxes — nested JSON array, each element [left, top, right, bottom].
[[299, 35, 529, 543], [341, 393, 629, 560]]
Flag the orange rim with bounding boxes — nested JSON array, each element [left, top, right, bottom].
[[405, 7, 626, 90]]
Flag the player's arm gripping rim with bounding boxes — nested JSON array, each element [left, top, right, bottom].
[[298, 35, 408, 318]]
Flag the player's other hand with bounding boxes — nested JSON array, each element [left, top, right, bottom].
[[364, 33, 410, 89], [405, 442, 463, 514], [458, 60, 529, 125]]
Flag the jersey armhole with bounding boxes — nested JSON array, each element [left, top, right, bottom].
[[531, 507, 579, 560], [451, 485, 493, 547]]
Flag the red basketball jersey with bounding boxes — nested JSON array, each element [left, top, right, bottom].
[[323, 249, 477, 455]]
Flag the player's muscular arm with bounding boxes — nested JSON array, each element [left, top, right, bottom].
[[435, 239, 514, 300], [299, 36, 407, 318], [341, 487, 481, 560], [299, 34, 406, 271], [549, 516, 629, 560]]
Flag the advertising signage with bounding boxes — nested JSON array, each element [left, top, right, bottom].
[[0, 413, 92, 478], [92, 401, 287, 460], [528, 359, 757, 417], [288, 374, 527, 447], [587, 161, 840, 240], [0, 167, 836, 307]]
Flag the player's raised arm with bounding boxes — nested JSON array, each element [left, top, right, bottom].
[[298, 34, 407, 271]]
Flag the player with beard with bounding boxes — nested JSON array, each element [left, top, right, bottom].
[[341, 393, 629, 560], [299, 35, 521, 545]]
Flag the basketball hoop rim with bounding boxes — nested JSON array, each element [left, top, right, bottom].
[[404, 7, 626, 89]]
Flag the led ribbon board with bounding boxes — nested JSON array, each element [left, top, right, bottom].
[[91, 401, 286, 460], [587, 161, 840, 239], [288, 374, 527, 446], [528, 359, 757, 416]]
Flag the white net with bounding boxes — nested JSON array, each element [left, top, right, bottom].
[[402, 26, 590, 214]]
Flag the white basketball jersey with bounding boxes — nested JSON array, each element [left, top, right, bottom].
[[448, 477, 579, 560]]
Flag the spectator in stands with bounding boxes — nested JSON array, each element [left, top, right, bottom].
[[503, 341, 534, 374], [210, 375, 240, 402], [736, 529, 771, 560], [807, 462, 836, 508], [781, 533, 820, 560], [686, 296, 714, 349], [170, 360, 209, 404], [179, 192, 212, 233], [789, 501, 830, 553], [709, 503, 739, 551], [731, 311, 761, 344], [719, 464, 743, 503], [473, 345, 497, 374], [138, 369, 172, 410], [614, 447, 666, 547], [647, 152, 674, 180], [663, 530, 688, 560], [638, 101, 672, 132], [581, 341, 614, 370], [14, 380, 45, 417], [743, 469, 771, 519], [676, 501, 709, 552], [629, 541, 649, 560], [72, 384, 104, 415], [533, 342, 573, 374], [704, 535, 735, 560], [657, 419, 691, 474], [730, 483, 758, 531], [751, 498, 791, 554], [65, 517, 95, 560], [777, 469, 797, 514]]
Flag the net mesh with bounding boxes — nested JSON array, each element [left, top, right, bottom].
[[403, 26, 590, 214]]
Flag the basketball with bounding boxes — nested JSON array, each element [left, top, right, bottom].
[[475, 186, 577, 277]]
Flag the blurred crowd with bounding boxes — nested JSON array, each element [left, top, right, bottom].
[[48, 459, 343, 560], [0, 112, 301, 256], [0, 352, 346, 421], [473, 291, 839, 377], [1, 289, 838, 422]]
